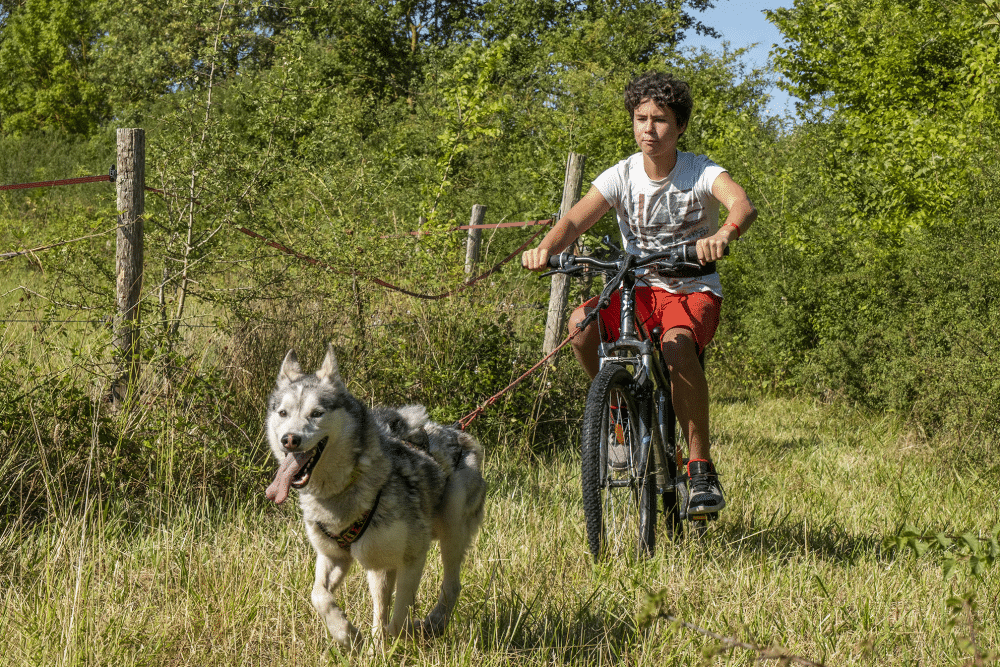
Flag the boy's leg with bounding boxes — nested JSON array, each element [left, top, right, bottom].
[[661, 326, 725, 514], [568, 301, 603, 380], [660, 328, 710, 460]]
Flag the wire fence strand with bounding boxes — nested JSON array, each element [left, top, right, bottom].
[[0, 174, 111, 191], [235, 224, 545, 301]]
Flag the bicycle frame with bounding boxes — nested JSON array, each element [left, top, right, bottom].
[[596, 267, 683, 506], [593, 256, 706, 528]]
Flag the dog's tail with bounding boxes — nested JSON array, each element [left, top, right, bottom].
[[454, 430, 484, 474], [413, 420, 483, 476]]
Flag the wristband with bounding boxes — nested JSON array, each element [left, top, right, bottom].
[[723, 221, 741, 239]]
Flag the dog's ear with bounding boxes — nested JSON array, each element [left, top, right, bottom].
[[277, 349, 303, 387], [316, 343, 346, 389]]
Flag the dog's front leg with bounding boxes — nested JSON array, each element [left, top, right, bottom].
[[312, 552, 360, 649], [366, 568, 396, 640], [386, 554, 428, 638]]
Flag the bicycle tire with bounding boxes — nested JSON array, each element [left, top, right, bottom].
[[580, 364, 657, 561]]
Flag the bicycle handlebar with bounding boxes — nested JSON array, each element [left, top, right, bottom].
[[545, 243, 729, 332], [545, 243, 726, 278]]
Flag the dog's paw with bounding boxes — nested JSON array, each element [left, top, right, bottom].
[[420, 613, 449, 638], [330, 623, 363, 653]]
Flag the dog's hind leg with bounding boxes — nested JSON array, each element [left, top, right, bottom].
[[424, 472, 486, 636], [312, 553, 360, 650], [386, 554, 429, 638], [423, 534, 465, 636], [366, 568, 396, 640]]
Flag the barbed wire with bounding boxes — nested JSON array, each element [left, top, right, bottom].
[[234, 224, 546, 301], [3, 171, 551, 302], [0, 173, 112, 191]]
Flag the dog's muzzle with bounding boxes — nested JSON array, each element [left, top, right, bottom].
[[265, 436, 328, 504]]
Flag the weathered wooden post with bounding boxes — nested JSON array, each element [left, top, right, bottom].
[[112, 128, 145, 403], [542, 152, 585, 357], [465, 204, 486, 275]]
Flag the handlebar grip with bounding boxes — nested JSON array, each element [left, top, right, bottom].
[[680, 244, 729, 263], [547, 253, 575, 269]]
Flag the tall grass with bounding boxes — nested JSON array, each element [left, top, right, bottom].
[[2, 362, 997, 665], [2, 223, 998, 666]]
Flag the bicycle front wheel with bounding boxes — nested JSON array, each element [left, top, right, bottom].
[[580, 363, 657, 561]]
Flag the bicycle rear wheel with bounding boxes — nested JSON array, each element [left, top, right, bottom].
[[580, 364, 657, 561]]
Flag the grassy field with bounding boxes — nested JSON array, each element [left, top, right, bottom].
[[2, 388, 997, 666]]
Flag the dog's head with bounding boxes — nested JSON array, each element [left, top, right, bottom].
[[265, 344, 354, 504]]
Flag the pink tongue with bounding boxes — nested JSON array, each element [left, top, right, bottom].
[[265, 451, 312, 504]]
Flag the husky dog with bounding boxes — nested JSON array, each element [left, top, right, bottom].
[[264, 345, 486, 650]]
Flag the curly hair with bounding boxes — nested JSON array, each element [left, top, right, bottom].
[[624, 71, 693, 130]]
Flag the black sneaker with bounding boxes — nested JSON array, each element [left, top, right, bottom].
[[687, 459, 725, 514]]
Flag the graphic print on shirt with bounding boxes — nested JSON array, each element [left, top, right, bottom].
[[628, 188, 706, 251]]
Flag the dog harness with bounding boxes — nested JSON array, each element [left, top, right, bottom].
[[316, 487, 383, 550]]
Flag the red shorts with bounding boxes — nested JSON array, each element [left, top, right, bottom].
[[585, 288, 722, 354]]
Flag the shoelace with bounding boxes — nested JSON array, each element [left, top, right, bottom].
[[690, 473, 715, 495]]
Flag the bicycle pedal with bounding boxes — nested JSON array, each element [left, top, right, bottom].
[[689, 512, 719, 522]]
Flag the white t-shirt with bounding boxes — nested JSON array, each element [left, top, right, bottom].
[[592, 151, 726, 296]]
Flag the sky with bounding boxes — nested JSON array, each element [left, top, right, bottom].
[[682, 0, 794, 117]]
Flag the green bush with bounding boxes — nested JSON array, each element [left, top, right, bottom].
[[717, 202, 1000, 443]]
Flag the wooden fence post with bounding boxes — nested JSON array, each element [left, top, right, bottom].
[[112, 128, 145, 403], [542, 152, 585, 357], [465, 204, 486, 274]]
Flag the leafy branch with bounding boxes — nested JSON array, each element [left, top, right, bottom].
[[979, 0, 1000, 31], [885, 524, 1000, 665], [885, 524, 1000, 580]]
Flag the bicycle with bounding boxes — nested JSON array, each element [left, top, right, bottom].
[[544, 239, 725, 561]]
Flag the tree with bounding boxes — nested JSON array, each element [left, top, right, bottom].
[[768, 0, 1000, 235], [0, 0, 106, 135]]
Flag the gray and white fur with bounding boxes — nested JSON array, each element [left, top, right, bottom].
[[264, 345, 486, 650]]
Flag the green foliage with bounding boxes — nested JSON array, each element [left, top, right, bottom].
[[0, 0, 107, 135], [418, 37, 515, 226], [94, 0, 267, 123], [768, 0, 1000, 236], [886, 524, 1000, 664], [887, 524, 1000, 581], [983, 0, 1000, 30], [719, 158, 1000, 438], [0, 130, 115, 243]]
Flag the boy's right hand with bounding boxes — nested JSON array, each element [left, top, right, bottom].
[[521, 247, 551, 272]]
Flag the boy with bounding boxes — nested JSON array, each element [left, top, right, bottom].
[[521, 71, 756, 514]]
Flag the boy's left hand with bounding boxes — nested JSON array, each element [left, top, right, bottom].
[[696, 231, 731, 265]]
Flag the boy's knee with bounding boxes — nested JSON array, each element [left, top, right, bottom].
[[661, 330, 700, 369]]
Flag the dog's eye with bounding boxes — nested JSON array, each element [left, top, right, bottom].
[[278, 409, 288, 418], [311, 409, 325, 418]]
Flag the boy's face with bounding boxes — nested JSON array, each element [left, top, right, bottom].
[[632, 98, 685, 163]]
